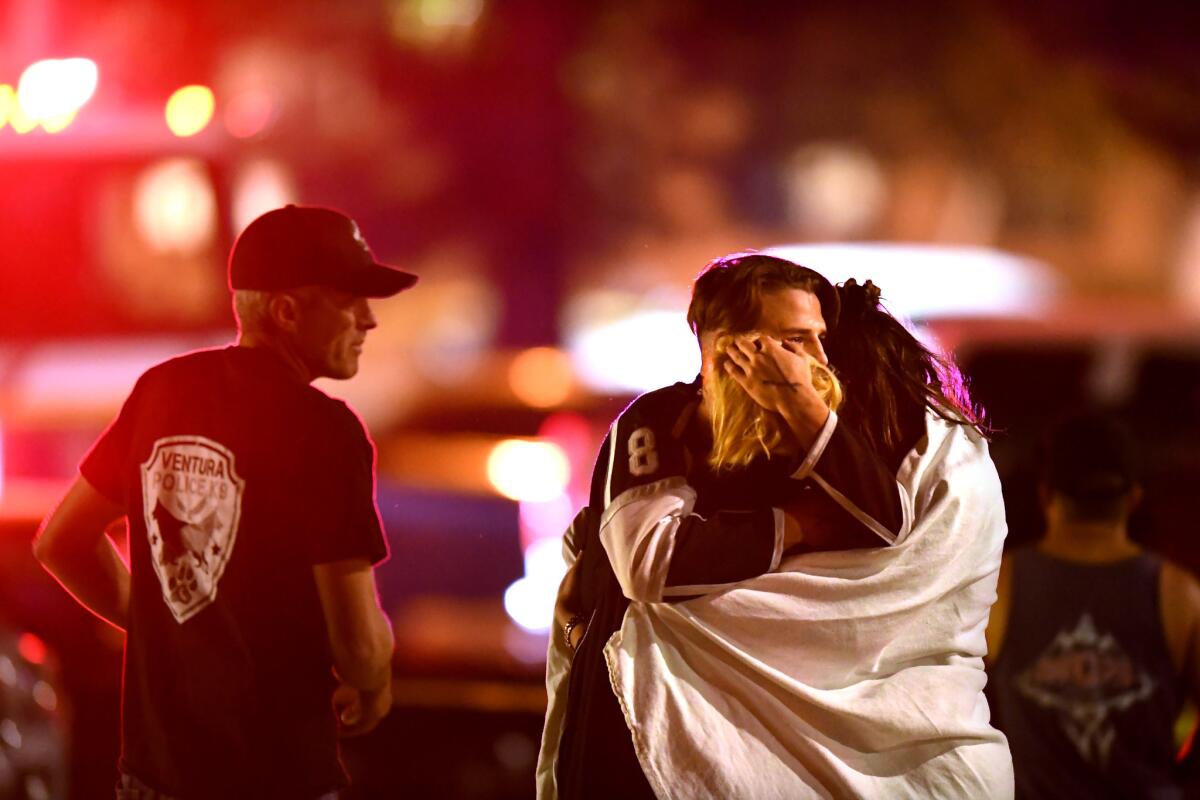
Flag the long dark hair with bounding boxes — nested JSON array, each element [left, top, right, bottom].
[[826, 279, 987, 466]]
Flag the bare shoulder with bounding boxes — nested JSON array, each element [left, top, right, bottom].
[[1161, 559, 1200, 607], [1158, 558, 1200, 675]]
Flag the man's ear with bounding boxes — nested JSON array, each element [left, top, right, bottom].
[[268, 293, 302, 333], [697, 330, 718, 376]]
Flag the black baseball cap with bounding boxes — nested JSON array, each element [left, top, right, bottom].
[[1044, 412, 1139, 499], [229, 205, 418, 297]]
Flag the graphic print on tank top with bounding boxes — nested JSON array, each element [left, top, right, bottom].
[[1016, 612, 1156, 767], [140, 436, 245, 623]]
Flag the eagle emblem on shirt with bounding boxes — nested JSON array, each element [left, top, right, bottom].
[[140, 436, 245, 623]]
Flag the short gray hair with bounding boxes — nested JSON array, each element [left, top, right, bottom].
[[233, 286, 330, 337], [232, 289, 276, 336]]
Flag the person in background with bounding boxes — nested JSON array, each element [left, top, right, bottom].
[[539, 257, 1012, 799], [986, 411, 1200, 799], [33, 205, 414, 800]]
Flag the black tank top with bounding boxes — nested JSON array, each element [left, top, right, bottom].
[[988, 548, 1184, 799]]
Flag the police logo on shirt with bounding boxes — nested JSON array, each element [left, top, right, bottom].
[[140, 436, 245, 623]]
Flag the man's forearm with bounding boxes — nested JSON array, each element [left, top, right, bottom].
[[778, 397, 830, 451], [332, 607, 394, 691], [600, 479, 782, 603], [659, 507, 781, 599], [36, 536, 130, 631], [33, 477, 129, 629]]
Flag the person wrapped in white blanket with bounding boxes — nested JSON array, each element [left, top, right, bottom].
[[540, 255, 1013, 799]]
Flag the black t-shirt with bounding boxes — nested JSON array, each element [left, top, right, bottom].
[[81, 346, 388, 799]]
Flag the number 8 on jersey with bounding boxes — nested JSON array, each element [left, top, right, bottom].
[[628, 427, 659, 476]]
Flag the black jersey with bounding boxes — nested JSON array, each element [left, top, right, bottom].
[[555, 377, 909, 798], [81, 346, 388, 799]]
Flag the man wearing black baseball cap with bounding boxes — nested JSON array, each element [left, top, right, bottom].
[[230, 204, 419, 382], [35, 205, 416, 799], [230, 204, 418, 298], [987, 412, 1200, 799]]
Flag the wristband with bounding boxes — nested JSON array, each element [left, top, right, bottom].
[[563, 615, 585, 651]]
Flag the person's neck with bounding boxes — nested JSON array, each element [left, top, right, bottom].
[[236, 333, 314, 384], [1038, 519, 1140, 564]]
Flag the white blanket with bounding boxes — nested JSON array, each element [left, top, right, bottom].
[[540, 414, 1013, 799]]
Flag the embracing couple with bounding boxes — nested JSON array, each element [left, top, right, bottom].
[[538, 253, 1013, 800]]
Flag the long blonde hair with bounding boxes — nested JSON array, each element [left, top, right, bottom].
[[706, 333, 844, 470]]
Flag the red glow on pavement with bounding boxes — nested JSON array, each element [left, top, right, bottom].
[[17, 633, 48, 665]]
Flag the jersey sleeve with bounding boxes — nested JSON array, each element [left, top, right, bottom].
[[302, 402, 389, 566], [594, 392, 782, 604], [79, 375, 145, 505], [786, 411, 910, 546]]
